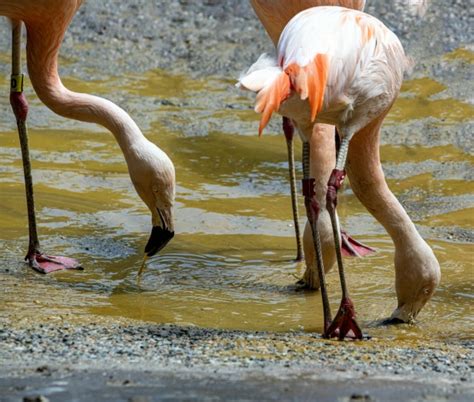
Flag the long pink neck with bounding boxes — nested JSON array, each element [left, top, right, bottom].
[[347, 116, 424, 249], [24, 17, 145, 156]]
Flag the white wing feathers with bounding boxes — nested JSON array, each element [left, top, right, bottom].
[[238, 6, 408, 133], [237, 53, 282, 92]]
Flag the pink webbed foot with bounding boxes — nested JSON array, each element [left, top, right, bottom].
[[341, 230, 375, 257], [324, 297, 363, 341], [27, 251, 83, 274]]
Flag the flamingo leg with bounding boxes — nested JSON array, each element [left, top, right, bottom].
[[283, 117, 303, 261], [335, 129, 375, 258], [324, 135, 363, 340], [301, 141, 332, 333], [10, 21, 82, 274]]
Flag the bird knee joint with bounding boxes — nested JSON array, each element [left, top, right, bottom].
[[327, 169, 346, 190], [304, 197, 320, 224], [326, 169, 345, 212], [326, 186, 337, 212], [302, 178, 315, 198], [10, 92, 29, 122]]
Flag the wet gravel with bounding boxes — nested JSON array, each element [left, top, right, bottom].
[[0, 323, 472, 374], [1, 322, 473, 399]]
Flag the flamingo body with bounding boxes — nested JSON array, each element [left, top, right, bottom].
[[241, 7, 407, 137]]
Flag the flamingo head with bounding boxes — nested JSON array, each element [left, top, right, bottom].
[[389, 241, 441, 323], [128, 140, 176, 257]]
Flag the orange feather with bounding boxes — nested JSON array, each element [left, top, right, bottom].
[[285, 54, 329, 123], [255, 71, 291, 135]]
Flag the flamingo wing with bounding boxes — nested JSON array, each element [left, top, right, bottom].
[[240, 7, 407, 134], [279, 7, 401, 118]]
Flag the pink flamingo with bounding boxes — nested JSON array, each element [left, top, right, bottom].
[[250, 0, 373, 268], [239, 6, 441, 339], [1, 0, 175, 273]]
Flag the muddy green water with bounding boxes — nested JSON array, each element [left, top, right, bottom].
[[0, 68, 472, 342]]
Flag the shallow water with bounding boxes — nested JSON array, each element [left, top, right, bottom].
[[0, 67, 472, 342]]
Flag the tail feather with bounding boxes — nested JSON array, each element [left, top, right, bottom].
[[238, 53, 291, 135], [255, 72, 291, 135], [238, 53, 282, 92], [286, 54, 329, 122], [238, 52, 329, 135]]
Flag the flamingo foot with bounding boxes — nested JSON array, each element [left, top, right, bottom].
[[27, 251, 83, 274], [295, 266, 320, 290], [341, 230, 375, 257], [324, 297, 364, 341]]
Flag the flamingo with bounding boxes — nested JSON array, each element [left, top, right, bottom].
[[239, 6, 441, 339], [250, 0, 373, 267], [1, 0, 175, 274]]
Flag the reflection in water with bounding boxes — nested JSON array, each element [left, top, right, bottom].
[[0, 69, 472, 342]]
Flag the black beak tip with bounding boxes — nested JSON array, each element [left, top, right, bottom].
[[144, 226, 174, 257]]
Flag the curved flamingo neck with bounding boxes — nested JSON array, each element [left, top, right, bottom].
[[24, 21, 145, 157], [347, 118, 426, 251], [365, 184, 424, 249]]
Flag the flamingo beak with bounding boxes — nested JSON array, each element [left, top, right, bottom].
[[144, 209, 174, 257], [144, 226, 174, 257]]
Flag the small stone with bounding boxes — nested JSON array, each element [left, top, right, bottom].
[[35, 366, 49, 373], [23, 396, 50, 402], [350, 394, 372, 401]]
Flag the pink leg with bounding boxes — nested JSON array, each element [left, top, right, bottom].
[[283, 117, 303, 261], [335, 128, 375, 258], [10, 22, 82, 274], [324, 134, 364, 340], [302, 142, 332, 333]]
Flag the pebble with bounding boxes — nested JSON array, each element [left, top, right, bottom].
[[23, 397, 49, 402], [350, 394, 372, 401]]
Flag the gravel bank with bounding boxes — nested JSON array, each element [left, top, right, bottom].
[[1, 323, 472, 376], [1, 323, 473, 401]]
